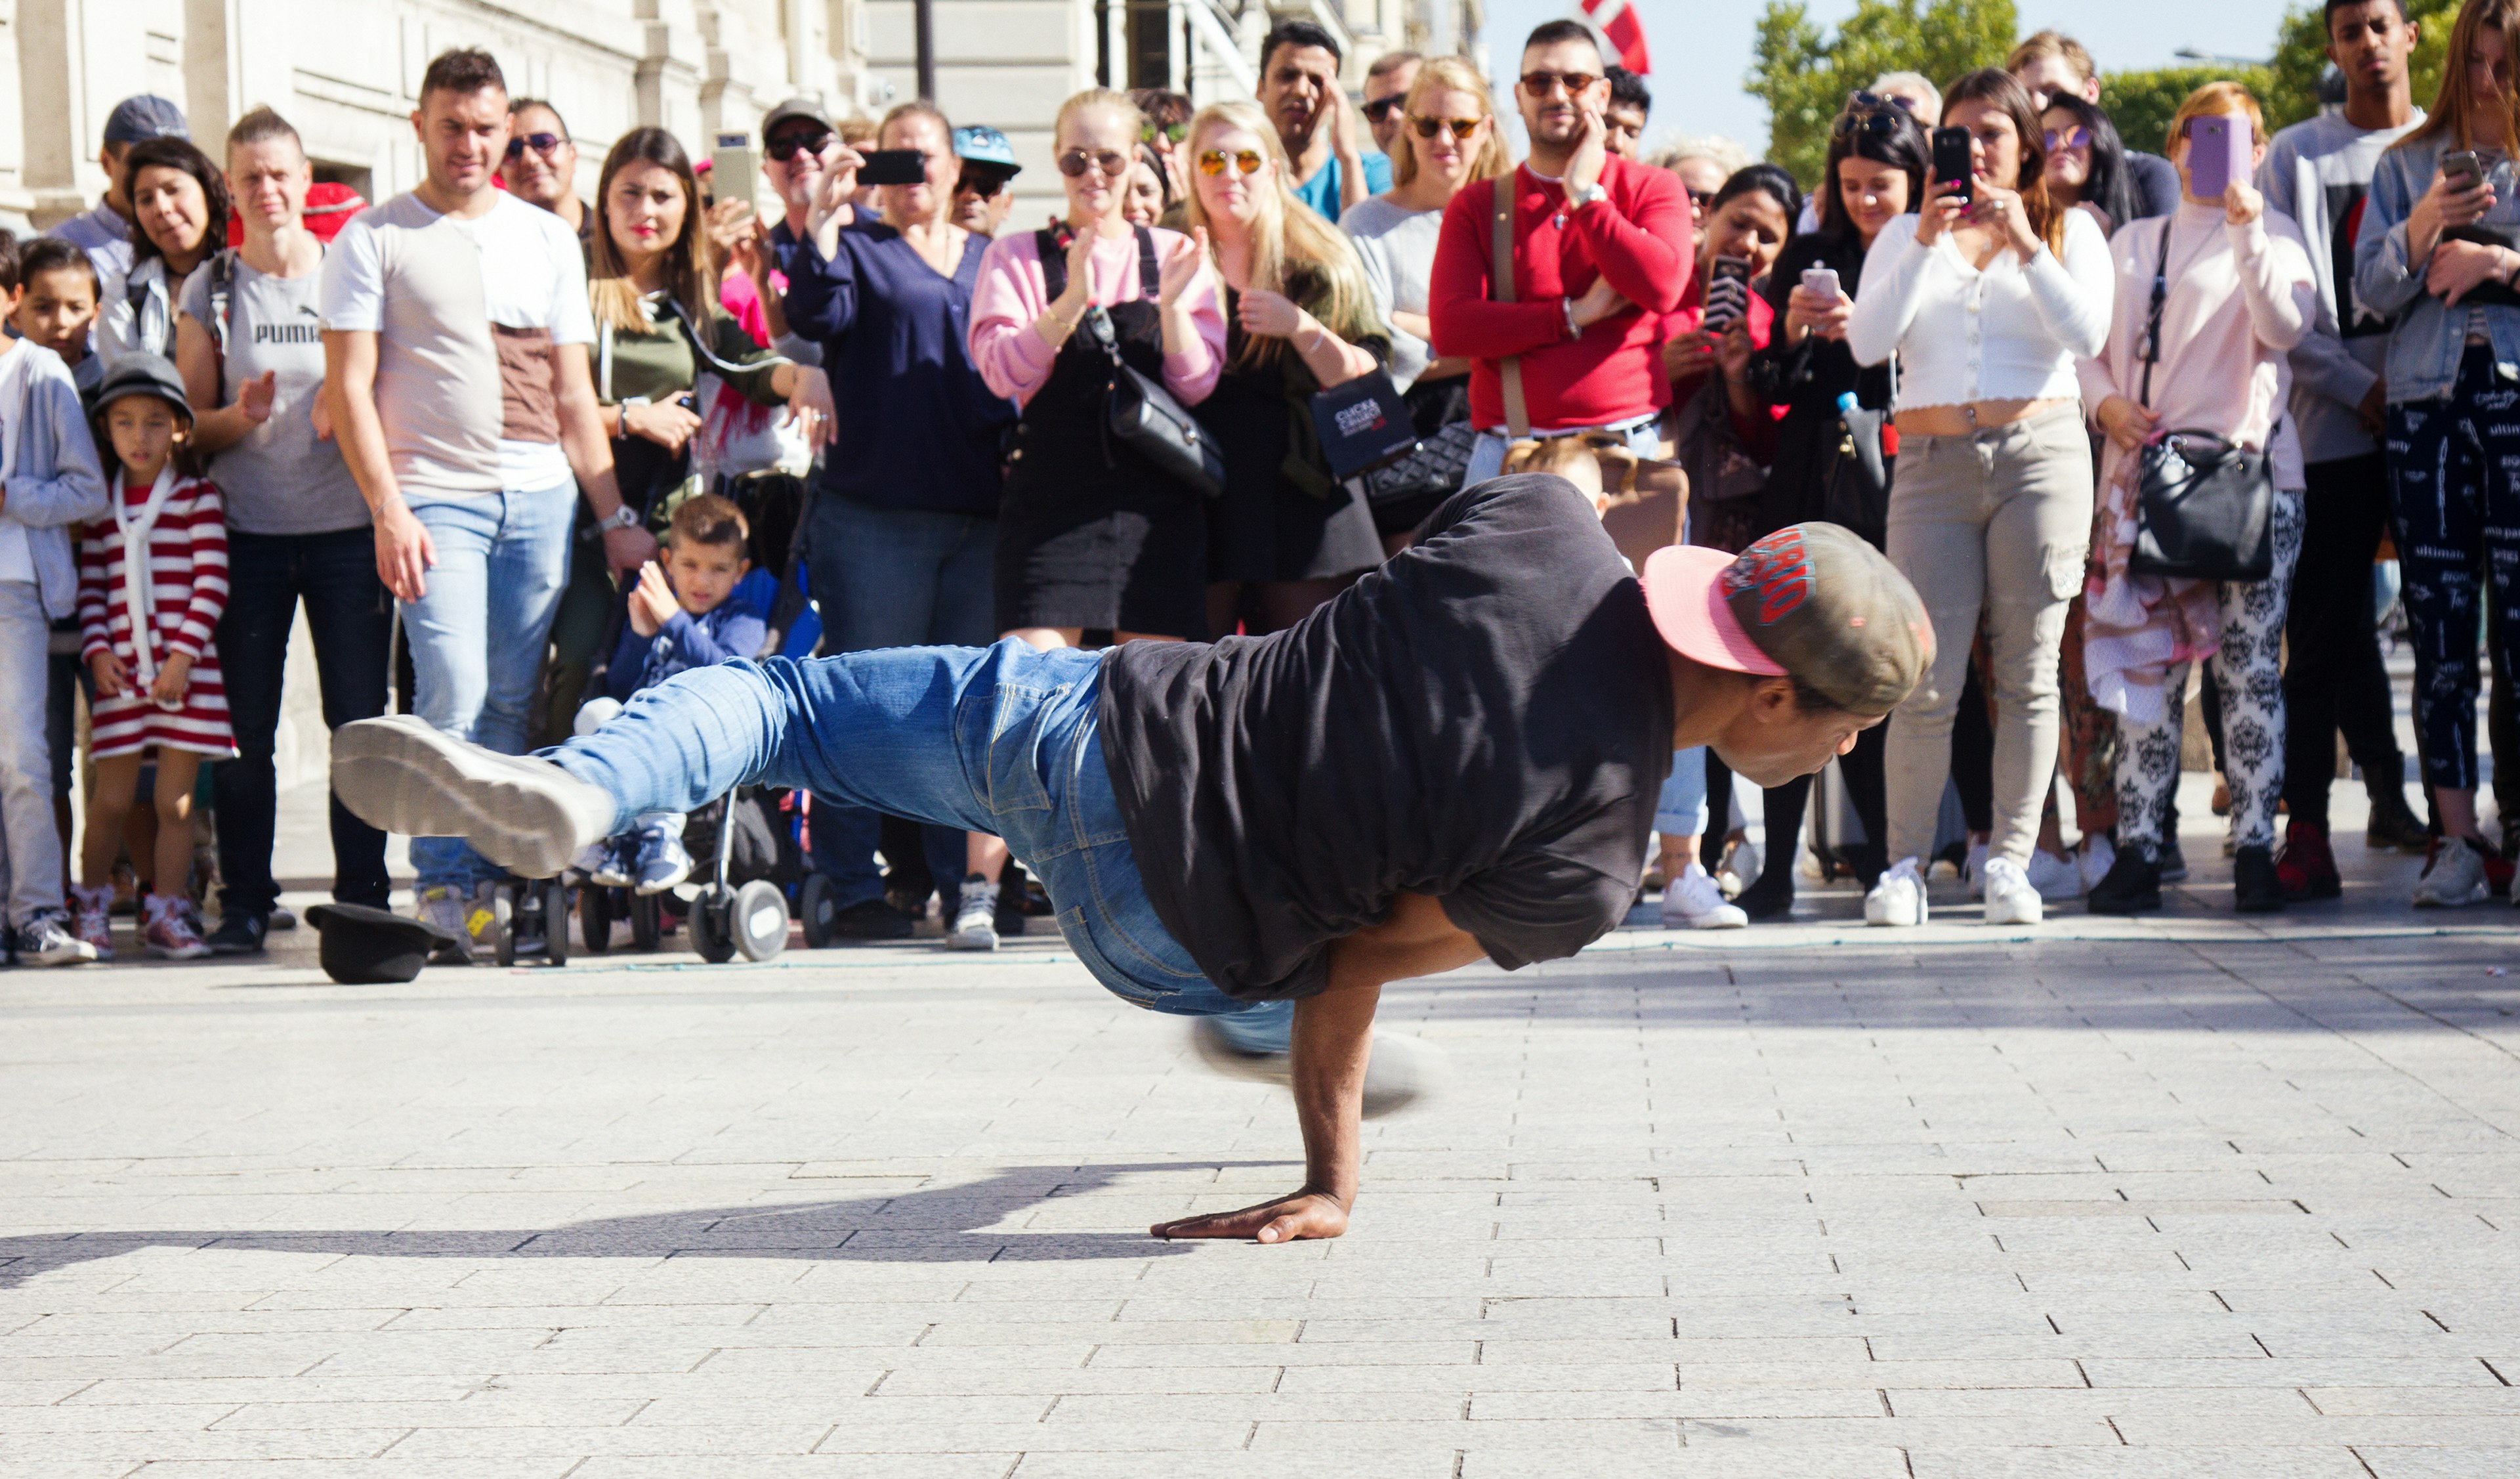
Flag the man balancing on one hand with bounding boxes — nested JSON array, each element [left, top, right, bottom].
[[330, 474, 1932, 1243]]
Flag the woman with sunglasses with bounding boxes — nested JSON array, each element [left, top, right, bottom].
[[2040, 95, 2137, 238], [1844, 68, 2114, 930], [970, 89, 1225, 647], [1719, 102, 1931, 919], [1340, 57, 1511, 546], [1185, 100, 1390, 637]]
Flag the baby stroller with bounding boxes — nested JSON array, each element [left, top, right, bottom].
[[576, 785, 800, 962]]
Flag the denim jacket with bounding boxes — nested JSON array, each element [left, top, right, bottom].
[[2355, 132, 2520, 402]]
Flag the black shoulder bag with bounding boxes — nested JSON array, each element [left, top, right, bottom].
[[2126, 217, 2276, 582], [1043, 225, 1225, 500]]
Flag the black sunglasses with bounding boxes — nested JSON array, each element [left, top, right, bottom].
[[765, 129, 833, 161], [1361, 96, 1407, 123], [956, 169, 1010, 199], [503, 131, 566, 160]]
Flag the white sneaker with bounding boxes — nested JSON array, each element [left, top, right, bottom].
[[18, 911, 98, 966], [331, 714, 618, 878], [1864, 857, 1927, 926], [1963, 840, 1990, 898], [1983, 855, 2044, 925], [1660, 863, 1748, 929], [2075, 834, 2116, 895], [2025, 848, 2084, 901], [2412, 837, 2491, 908], [415, 885, 473, 964], [1713, 838, 1762, 899], [946, 876, 1000, 951]]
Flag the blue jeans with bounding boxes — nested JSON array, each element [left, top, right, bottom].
[[549, 641, 1289, 1040], [402, 482, 576, 890], [1654, 747, 1708, 838], [215, 526, 394, 914], [801, 493, 999, 906]]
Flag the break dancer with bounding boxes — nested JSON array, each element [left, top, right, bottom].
[[330, 475, 1930, 1243]]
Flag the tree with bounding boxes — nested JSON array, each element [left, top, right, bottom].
[[1748, 0, 2019, 188]]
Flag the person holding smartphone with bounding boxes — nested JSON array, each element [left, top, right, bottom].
[[1844, 68, 2114, 929], [2078, 85, 2317, 916], [1728, 95, 1931, 918], [2355, 0, 2520, 909]]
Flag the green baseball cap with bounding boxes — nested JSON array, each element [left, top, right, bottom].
[[1641, 523, 1934, 718]]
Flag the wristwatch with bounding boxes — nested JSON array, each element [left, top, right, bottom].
[[595, 505, 642, 534], [613, 395, 648, 440], [1563, 297, 1582, 339], [1570, 181, 1609, 211]]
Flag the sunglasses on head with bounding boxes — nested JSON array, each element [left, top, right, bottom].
[[765, 129, 833, 161], [1410, 116, 1483, 140], [1832, 98, 1916, 140], [1361, 96, 1407, 123], [1058, 148, 1130, 179], [1141, 121, 1188, 144], [2044, 125, 2091, 152], [1520, 70, 1601, 96], [1197, 148, 1265, 177], [504, 131, 566, 160]]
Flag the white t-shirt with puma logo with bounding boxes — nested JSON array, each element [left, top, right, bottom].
[[180, 257, 369, 536]]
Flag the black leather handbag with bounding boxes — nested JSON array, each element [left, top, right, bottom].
[[2126, 219, 2275, 582], [1083, 305, 1225, 499]]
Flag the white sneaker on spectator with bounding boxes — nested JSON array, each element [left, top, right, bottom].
[[2025, 847, 2083, 901], [947, 875, 1000, 951], [2075, 834, 2116, 895], [1865, 857, 1927, 926], [1713, 838, 1761, 899], [1963, 840, 1990, 899], [414, 886, 472, 964], [2412, 837, 2490, 908], [1660, 863, 1747, 929], [18, 911, 98, 966], [1983, 856, 2044, 925]]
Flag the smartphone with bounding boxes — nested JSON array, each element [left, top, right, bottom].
[[1703, 255, 1753, 332], [1931, 126, 1974, 205], [858, 148, 926, 186], [2186, 115, 2244, 200], [713, 133, 760, 213], [2444, 148, 2486, 193], [1801, 266, 1843, 301]]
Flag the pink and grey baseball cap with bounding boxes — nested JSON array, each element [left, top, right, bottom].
[[1641, 523, 1934, 718]]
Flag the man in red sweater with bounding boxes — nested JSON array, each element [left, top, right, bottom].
[[1428, 20, 1691, 485]]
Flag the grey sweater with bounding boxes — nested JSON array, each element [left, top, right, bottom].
[[2259, 109, 2422, 464], [0, 343, 112, 621]]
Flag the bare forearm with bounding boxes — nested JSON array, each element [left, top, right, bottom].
[[190, 404, 255, 454], [329, 384, 403, 517], [1295, 315, 1376, 388], [1290, 980, 1379, 1205]]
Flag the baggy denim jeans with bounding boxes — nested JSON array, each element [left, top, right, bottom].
[[547, 641, 1292, 1044], [402, 481, 576, 890]]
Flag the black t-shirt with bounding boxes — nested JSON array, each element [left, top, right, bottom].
[[1096, 474, 1675, 1000]]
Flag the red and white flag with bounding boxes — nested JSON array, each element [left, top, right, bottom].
[[1580, 0, 1649, 74]]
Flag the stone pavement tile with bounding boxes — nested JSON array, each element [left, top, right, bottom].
[[1013, 1455, 1458, 1479], [211, 1396, 647, 1428], [1905, 1447, 2374, 1476], [578, 1460, 1013, 1479], [2311, 1385, 2520, 1413], [1473, 1386, 1887, 1419], [1249, 1415, 1680, 1451], [813, 1419, 1252, 1453], [2083, 1358, 2505, 1388], [0, 1426, 408, 1460], [1083, 1339, 1472, 1368], [0, 1400, 239, 1430], [2354, 1449, 2520, 1478], [384, 1423, 838, 1457], [2116, 1413, 2520, 1445]]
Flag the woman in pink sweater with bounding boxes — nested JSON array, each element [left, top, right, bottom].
[[967, 88, 1225, 645], [2076, 83, 2316, 916]]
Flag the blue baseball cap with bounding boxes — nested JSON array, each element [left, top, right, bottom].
[[953, 125, 1020, 175], [103, 95, 188, 146]]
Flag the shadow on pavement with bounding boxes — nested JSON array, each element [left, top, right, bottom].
[[0, 1163, 1278, 1289]]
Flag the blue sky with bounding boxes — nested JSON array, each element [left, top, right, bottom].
[[1475, 0, 2309, 156]]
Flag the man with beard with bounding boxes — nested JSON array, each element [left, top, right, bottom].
[[1257, 19, 1388, 223]]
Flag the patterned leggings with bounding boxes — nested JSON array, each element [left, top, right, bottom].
[[2112, 490, 2303, 850]]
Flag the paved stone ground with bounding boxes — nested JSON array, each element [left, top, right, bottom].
[[5, 781, 2519, 1476]]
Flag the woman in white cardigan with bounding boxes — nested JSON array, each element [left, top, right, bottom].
[[1845, 68, 2114, 929]]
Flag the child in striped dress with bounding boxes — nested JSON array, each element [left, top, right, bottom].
[[71, 356, 232, 960]]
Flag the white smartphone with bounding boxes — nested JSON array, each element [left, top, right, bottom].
[[713, 133, 761, 211], [1801, 266, 1843, 301]]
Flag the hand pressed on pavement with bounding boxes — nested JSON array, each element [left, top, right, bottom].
[[1152, 1188, 1349, 1243]]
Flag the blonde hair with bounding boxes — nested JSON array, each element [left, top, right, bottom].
[[2405, 0, 2520, 158], [1648, 133, 1753, 177], [2167, 81, 2268, 152], [1390, 56, 1511, 188], [1054, 88, 1144, 150], [836, 115, 879, 147], [1183, 100, 1379, 371], [2007, 29, 2095, 84]]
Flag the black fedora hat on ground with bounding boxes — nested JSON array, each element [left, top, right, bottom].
[[304, 903, 461, 984]]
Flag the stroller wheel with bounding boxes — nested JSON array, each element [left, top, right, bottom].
[[490, 885, 518, 967], [579, 882, 613, 954], [629, 890, 662, 952], [799, 871, 839, 949], [690, 885, 740, 964], [733, 880, 789, 962], [541, 880, 571, 966]]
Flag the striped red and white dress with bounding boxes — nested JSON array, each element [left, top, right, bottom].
[[76, 469, 234, 760]]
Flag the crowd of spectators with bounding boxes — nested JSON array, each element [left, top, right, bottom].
[[0, 0, 2507, 968]]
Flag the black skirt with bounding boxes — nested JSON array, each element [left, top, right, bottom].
[[1197, 365, 1384, 584], [993, 439, 1209, 638]]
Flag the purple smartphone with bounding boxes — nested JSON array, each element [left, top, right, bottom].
[[2186, 116, 2248, 198]]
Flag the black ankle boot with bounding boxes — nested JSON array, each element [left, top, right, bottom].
[[2364, 755, 2429, 852], [2088, 840, 2163, 914], [2233, 844, 2286, 914], [1733, 864, 1796, 921]]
